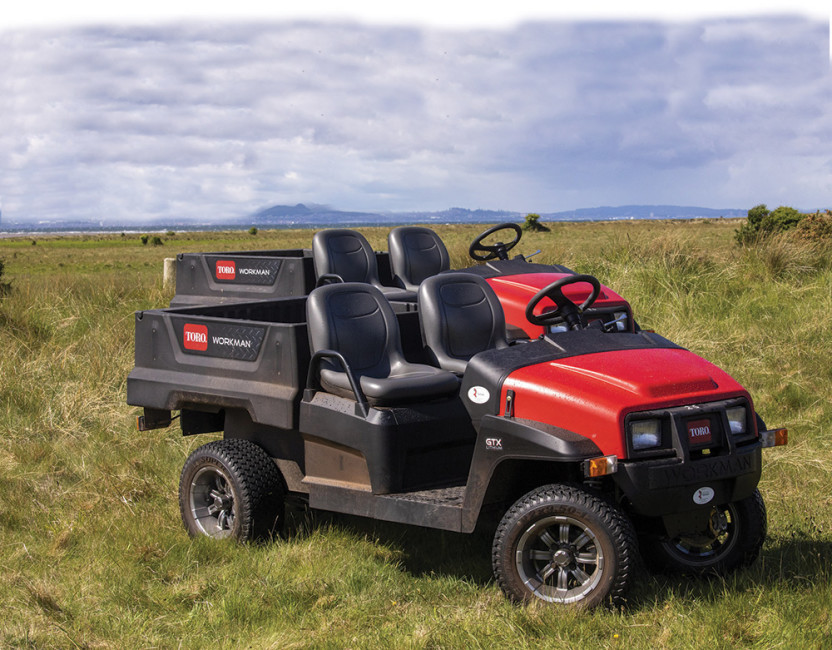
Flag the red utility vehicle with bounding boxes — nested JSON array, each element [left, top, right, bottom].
[[128, 224, 786, 607]]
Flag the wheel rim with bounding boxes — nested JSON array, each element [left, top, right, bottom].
[[189, 465, 237, 538], [663, 503, 739, 565], [515, 514, 605, 604]]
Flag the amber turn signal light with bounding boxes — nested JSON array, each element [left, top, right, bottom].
[[583, 455, 618, 478], [761, 428, 788, 448]]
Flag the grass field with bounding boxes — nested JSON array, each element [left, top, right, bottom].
[[1, 220, 830, 648]]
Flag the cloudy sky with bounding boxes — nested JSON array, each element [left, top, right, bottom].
[[1, 3, 830, 224]]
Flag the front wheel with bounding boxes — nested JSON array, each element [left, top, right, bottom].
[[642, 488, 767, 574], [179, 439, 285, 542], [492, 484, 636, 608]]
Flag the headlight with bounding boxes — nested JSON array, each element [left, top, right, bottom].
[[726, 406, 747, 435], [630, 419, 662, 450]]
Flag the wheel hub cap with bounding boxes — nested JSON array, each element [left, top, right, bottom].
[[213, 493, 231, 511], [552, 548, 573, 567]]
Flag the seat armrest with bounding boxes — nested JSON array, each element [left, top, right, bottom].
[[305, 349, 370, 418]]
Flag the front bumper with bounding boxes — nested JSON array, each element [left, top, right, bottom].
[[615, 442, 762, 517], [613, 398, 766, 517]]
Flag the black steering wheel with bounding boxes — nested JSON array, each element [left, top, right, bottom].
[[525, 274, 601, 331], [468, 223, 522, 261]]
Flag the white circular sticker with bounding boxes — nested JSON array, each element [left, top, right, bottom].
[[693, 487, 715, 505], [467, 386, 490, 404]]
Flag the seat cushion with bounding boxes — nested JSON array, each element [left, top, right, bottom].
[[322, 362, 459, 405], [376, 285, 417, 303]]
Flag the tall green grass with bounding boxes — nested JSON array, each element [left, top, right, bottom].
[[1, 221, 830, 648]]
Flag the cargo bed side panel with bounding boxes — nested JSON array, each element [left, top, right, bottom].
[[127, 299, 310, 430]]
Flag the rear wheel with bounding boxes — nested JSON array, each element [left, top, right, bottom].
[[179, 439, 285, 541], [643, 489, 767, 574], [492, 484, 636, 608]]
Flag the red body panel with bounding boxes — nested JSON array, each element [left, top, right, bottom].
[[500, 347, 752, 459], [486, 273, 631, 338]]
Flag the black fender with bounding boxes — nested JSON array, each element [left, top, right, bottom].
[[460, 414, 601, 531]]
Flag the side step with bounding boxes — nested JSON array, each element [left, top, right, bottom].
[[307, 484, 468, 533]]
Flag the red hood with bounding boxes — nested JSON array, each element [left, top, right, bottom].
[[502, 347, 750, 458], [487, 272, 630, 338]]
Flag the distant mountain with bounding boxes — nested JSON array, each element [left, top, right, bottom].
[[250, 203, 383, 222], [250, 203, 313, 220], [242, 203, 746, 227], [542, 205, 747, 220], [249, 203, 389, 225], [244, 204, 524, 226]]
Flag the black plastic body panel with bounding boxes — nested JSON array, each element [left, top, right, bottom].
[[305, 413, 606, 533], [172, 249, 316, 306], [171, 248, 394, 306], [300, 392, 476, 495], [128, 297, 311, 430], [616, 444, 762, 517], [455, 415, 604, 531]]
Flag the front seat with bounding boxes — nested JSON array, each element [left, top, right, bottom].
[[387, 226, 451, 292], [418, 272, 510, 375], [307, 282, 460, 405], [312, 229, 415, 302]]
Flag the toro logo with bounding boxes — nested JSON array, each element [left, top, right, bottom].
[[687, 419, 713, 445], [215, 260, 236, 280], [183, 323, 208, 351]]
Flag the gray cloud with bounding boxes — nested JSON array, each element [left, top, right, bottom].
[[1, 17, 830, 224]]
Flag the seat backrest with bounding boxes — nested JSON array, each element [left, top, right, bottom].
[[307, 282, 404, 378], [388, 226, 450, 292], [312, 229, 381, 285], [418, 272, 510, 374]]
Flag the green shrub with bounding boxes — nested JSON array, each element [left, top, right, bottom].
[[795, 210, 832, 242], [736, 204, 806, 245], [522, 213, 550, 232], [150, 236, 164, 246], [248, 226, 258, 236], [140, 235, 149, 245]]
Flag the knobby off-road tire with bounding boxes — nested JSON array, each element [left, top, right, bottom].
[[179, 439, 285, 542], [642, 488, 767, 575], [492, 484, 637, 608]]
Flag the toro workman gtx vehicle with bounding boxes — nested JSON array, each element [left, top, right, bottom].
[[128, 224, 787, 608]]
